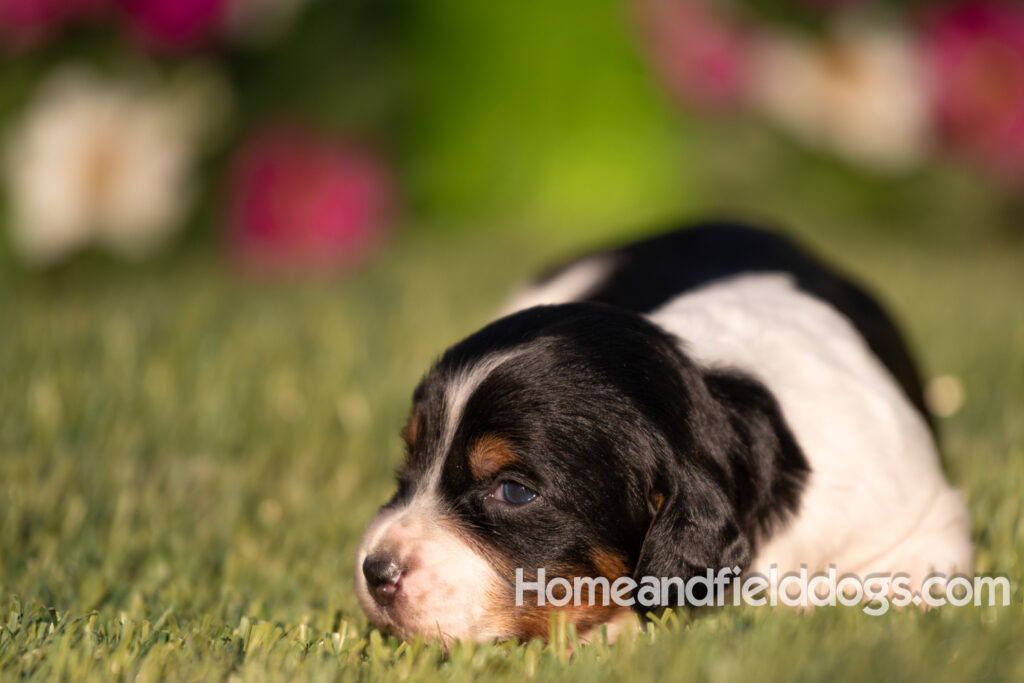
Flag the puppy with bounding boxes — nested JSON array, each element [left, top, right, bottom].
[[355, 222, 972, 645]]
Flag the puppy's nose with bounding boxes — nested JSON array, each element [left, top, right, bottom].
[[362, 554, 403, 606]]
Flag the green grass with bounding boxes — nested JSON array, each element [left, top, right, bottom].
[[1, 213, 1023, 680]]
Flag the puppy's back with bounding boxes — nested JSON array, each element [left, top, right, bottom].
[[505, 221, 931, 428]]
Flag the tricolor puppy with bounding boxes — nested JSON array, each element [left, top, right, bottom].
[[355, 222, 972, 645]]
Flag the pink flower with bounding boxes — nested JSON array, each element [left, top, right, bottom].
[[226, 125, 393, 276], [117, 0, 225, 51], [923, 1, 1024, 182], [0, 0, 107, 48], [636, 0, 752, 110]]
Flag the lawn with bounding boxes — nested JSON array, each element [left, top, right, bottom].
[[2, 166, 1024, 679]]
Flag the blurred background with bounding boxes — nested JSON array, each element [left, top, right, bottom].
[[0, 0, 1022, 268], [1, 1, 1023, 676]]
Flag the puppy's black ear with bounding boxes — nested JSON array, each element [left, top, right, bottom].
[[633, 469, 751, 604]]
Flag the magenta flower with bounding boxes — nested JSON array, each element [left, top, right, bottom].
[[226, 125, 394, 276], [924, 1, 1024, 182], [0, 0, 107, 47], [117, 0, 225, 51], [636, 0, 752, 110]]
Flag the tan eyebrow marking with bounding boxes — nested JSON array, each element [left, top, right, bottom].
[[468, 433, 518, 480], [402, 411, 421, 450]]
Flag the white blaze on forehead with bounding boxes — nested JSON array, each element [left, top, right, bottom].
[[424, 350, 528, 490]]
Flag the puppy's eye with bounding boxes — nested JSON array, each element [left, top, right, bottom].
[[493, 481, 537, 505]]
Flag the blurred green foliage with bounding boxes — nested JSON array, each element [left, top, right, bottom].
[[400, 0, 688, 234]]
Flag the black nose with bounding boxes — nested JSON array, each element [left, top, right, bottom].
[[362, 555, 403, 606]]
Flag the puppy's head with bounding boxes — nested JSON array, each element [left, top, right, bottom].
[[355, 304, 756, 645]]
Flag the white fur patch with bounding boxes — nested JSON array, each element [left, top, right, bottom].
[[645, 274, 972, 584], [502, 255, 617, 316], [354, 491, 507, 644]]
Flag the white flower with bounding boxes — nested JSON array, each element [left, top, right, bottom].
[[750, 21, 930, 170], [3, 65, 228, 265]]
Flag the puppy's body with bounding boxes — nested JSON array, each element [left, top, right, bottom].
[[506, 225, 970, 582], [356, 223, 972, 645]]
